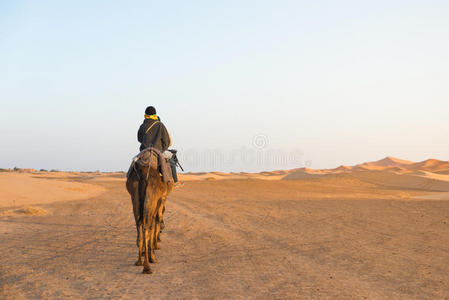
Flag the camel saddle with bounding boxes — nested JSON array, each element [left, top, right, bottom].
[[127, 148, 173, 183]]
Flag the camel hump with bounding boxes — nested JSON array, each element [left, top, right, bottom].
[[138, 148, 160, 169], [127, 147, 173, 183]]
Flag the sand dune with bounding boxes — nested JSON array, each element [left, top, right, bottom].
[[359, 157, 449, 173], [0, 173, 105, 208], [332, 165, 352, 172], [355, 156, 414, 169], [328, 157, 449, 173], [406, 159, 449, 173], [282, 169, 325, 180]]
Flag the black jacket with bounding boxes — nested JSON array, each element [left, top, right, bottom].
[[137, 119, 172, 152]]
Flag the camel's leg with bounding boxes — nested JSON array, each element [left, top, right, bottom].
[[142, 224, 152, 274], [161, 200, 166, 227], [135, 224, 143, 266], [154, 214, 161, 250], [149, 216, 157, 263], [134, 191, 144, 266], [157, 197, 166, 242], [154, 197, 164, 249], [129, 175, 143, 266], [159, 218, 165, 232]]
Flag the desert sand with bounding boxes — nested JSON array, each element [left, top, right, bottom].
[[1, 157, 449, 298]]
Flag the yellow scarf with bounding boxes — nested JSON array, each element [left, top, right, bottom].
[[144, 114, 158, 120]]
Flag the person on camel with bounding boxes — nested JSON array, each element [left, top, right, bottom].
[[137, 106, 182, 188]]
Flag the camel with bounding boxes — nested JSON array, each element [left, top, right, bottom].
[[126, 148, 173, 274]]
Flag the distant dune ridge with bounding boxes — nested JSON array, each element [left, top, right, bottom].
[[326, 156, 449, 173], [174, 157, 449, 195], [282, 157, 449, 194], [284, 156, 449, 177]]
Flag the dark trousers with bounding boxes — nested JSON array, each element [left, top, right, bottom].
[[169, 158, 178, 183]]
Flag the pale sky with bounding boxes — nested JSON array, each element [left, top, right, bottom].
[[1, 1, 448, 172]]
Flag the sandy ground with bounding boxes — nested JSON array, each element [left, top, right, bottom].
[[1, 158, 449, 298], [0, 173, 105, 209]]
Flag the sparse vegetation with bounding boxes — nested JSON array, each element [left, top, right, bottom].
[[0, 206, 49, 217]]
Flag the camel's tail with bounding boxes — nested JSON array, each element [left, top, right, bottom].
[[138, 178, 150, 226], [142, 179, 150, 226], [137, 171, 148, 226], [140, 158, 153, 227]]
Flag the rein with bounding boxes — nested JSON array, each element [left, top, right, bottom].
[[146, 148, 153, 181]]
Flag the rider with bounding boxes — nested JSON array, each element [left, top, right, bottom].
[[137, 106, 181, 187]]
